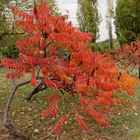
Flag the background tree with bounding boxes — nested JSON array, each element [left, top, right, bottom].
[[0, 0, 20, 58], [115, 0, 140, 78], [0, 0, 15, 42], [77, 0, 100, 42], [0, 0, 57, 58], [115, 0, 140, 45], [114, 40, 140, 79]]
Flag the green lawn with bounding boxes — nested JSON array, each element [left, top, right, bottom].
[[0, 68, 140, 140]]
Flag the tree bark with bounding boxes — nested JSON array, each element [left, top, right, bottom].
[[139, 66, 140, 79], [3, 80, 31, 140]]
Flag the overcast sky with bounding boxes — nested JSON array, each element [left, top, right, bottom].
[[56, 0, 116, 41]]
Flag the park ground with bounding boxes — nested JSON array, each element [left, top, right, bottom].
[[0, 68, 140, 140]]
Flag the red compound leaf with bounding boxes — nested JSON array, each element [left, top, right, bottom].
[[31, 72, 38, 86], [74, 110, 90, 131], [40, 38, 47, 50], [52, 113, 68, 134], [44, 76, 58, 89], [50, 45, 55, 56], [41, 98, 58, 120], [45, 93, 59, 103]]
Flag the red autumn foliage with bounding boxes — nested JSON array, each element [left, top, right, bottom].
[[1, 1, 139, 134], [41, 97, 58, 120], [114, 40, 140, 68], [74, 110, 90, 131], [31, 72, 38, 86], [52, 113, 68, 134]]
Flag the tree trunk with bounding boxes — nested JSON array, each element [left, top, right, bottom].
[[106, 0, 114, 49], [139, 66, 140, 79], [3, 80, 31, 140]]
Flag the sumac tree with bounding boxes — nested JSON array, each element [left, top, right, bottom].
[[114, 40, 140, 78], [1, 1, 139, 139]]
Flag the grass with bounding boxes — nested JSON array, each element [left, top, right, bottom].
[[91, 39, 120, 53], [0, 68, 140, 140]]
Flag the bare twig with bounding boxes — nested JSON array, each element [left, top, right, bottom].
[[0, 32, 25, 40], [39, 130, 53, 140]]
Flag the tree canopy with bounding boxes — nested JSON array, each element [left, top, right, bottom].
[[115, 0, 140, 45]]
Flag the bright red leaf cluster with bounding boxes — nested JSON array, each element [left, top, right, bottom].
[[1, 1, 139, 133]]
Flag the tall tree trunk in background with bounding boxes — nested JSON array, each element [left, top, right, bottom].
[[106, 0, 114, 49], [139, 66, 140, 79]]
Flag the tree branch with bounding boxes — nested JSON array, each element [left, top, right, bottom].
[[26, 82, 47, 101], [0, 32, 25, 40]]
